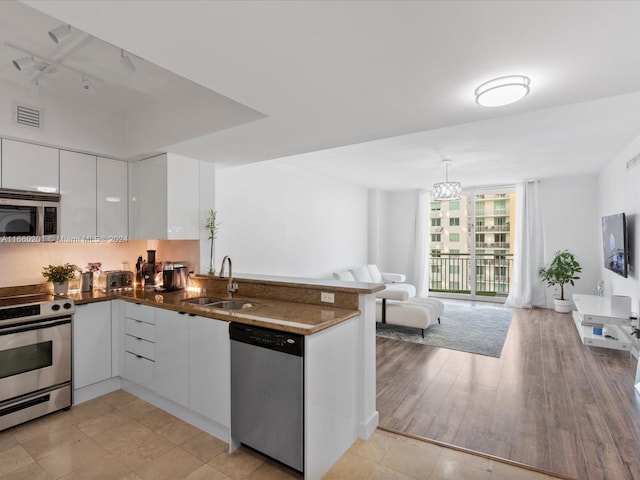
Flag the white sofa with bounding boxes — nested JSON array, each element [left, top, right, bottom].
[[333, 264, 444, 336]]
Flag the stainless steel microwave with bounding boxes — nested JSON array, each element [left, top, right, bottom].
[[0, 188, 60, 242]]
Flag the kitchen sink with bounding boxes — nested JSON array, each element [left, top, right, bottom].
[[182, 296, 224, 305], [182, 297, 254, 310], [209, 300, 254, 310]]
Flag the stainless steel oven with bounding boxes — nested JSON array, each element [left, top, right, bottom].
[[0, 294, 75, 431], [0, 188, 60, 242]]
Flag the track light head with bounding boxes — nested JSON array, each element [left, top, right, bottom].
[[48, 24, 72, 44], [120, 49, 136, 73], [12, 56, 34, 71], [81, 75, 95, 94]]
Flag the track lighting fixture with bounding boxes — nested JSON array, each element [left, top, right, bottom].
[[81, 75, 95, 94], [120, 49, 136, 73], [48, 24, 72, 44], [12, 56, 34, 71]]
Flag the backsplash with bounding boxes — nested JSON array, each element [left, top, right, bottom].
[[0, 240, 199, 287]]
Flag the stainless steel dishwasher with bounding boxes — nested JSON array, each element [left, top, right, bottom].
[[229, 322, 304, 472]]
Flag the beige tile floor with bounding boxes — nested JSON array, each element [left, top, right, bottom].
[[0, 390, 565, 480]]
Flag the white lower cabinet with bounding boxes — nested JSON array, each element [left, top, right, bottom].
[[73, 302, 112, 389], [123, 304, 156, 391], [155, 309, 189, 407], [119, 303, 230, 426], [188, 316, 230, 426]]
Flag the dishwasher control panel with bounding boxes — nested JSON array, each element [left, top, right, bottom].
[[229, 323, 304, 357]]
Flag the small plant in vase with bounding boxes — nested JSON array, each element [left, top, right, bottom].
[[42, 263, 78, 294], [205, 209, 221, 274]]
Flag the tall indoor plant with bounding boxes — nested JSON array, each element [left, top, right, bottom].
[[539, 250, 582, 313]]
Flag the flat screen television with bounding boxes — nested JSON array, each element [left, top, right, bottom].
[[602, 213, 628, 278]]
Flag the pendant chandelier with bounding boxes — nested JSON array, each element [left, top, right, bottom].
[[432, 159, 462, 201]]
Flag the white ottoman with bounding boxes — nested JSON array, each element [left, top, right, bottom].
[[376, 297, 444, 337]]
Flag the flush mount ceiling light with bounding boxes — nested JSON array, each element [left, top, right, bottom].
[[120, 49, 136, 73], [475, 75, 530, 107], [432, 159, 462, 201], [48, 24, 72, 44]]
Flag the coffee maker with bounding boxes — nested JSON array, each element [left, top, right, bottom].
[[141, 250, 162, 289], [162, 263, 189, 292]]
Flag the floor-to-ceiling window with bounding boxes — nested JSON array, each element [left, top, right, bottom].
[[428, 186, 516, 302]]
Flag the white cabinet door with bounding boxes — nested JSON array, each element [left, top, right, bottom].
[[1, 139, 59, 192], [167, 154, 199, 239], [73, 302, 112, 389], [129, 153, 200, 240], [97, 157, 128, 238], [189, 316, 230, 426], [129, 155, 167, 240], [155, 308, 189, 407], [60, 150, 96, 237]]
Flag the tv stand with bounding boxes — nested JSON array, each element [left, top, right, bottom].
[[572, 294, 633, 352]]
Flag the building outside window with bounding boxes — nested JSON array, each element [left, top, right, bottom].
[[449, 217, 460, 226], [476, 201, 485, 215], [449, 233, 459, 242], [431, 202, 441, 211], [431, 233, 441, 242], [431, 218, 441, 227], [494, 199, 507, 215], [449, 200, 460, 210], [431, 249, 441, 257], [449, 265, 460, 274]]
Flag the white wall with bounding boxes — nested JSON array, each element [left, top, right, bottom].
[[376, 190, 417, 278], [0, 80, 124, 158], [538, 175, 601, 307], [215, 161, 368, 278], [598, 133, 640, 311]]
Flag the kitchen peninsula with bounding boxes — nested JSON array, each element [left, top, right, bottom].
[[64, 273, 383, 480]]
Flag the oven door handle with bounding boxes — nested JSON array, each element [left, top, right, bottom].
[[0, 318, 71, 336]]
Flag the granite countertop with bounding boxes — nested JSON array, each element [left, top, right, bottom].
[[66, 288, 362, 335]]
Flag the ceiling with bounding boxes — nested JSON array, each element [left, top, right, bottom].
[[13, 0, 640, 190]]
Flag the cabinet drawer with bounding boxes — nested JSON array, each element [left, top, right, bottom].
[[124, 302, 155, 324], [124, 352, 154, 390], [125, 334, 155, 361], [125, 317, 155, 342]]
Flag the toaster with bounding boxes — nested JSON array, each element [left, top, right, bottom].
[[99, 270, 134, 291]]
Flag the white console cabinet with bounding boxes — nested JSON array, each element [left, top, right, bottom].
[[572, 294, 633, 352]]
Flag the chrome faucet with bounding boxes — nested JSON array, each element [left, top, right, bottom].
[[219, 255, 238, 298]]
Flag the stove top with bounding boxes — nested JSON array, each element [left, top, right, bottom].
[[0, 294, 75, 323]]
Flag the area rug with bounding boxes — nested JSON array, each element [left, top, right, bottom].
[[376, 299, 513, 358]]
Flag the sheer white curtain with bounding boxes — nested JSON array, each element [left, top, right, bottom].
[[408, 189, 430, 297], [505, 181, 546, 308]]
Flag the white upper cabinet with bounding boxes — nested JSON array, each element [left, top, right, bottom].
[[60, 150, 97, 237], [129, 153, 200, 240], [1, 139, 59, 192], [97, 157, 128, 238]]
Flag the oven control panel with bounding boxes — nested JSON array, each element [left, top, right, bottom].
[[0, 298, 75, 324]]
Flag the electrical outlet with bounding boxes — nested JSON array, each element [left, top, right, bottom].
[[321, 292, 335, 303]]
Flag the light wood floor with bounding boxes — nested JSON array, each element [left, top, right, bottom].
[[0, 390, 564, 480], [376, 305, 640, 480]]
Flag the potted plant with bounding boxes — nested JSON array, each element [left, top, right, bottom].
[[205, 209, 221, 274], [42, 263, 78, 294], [539, 250, 583, 313]]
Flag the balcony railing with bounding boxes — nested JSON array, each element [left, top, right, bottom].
[[429, 253, 514, 297], [475, 224, 510, 232]]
